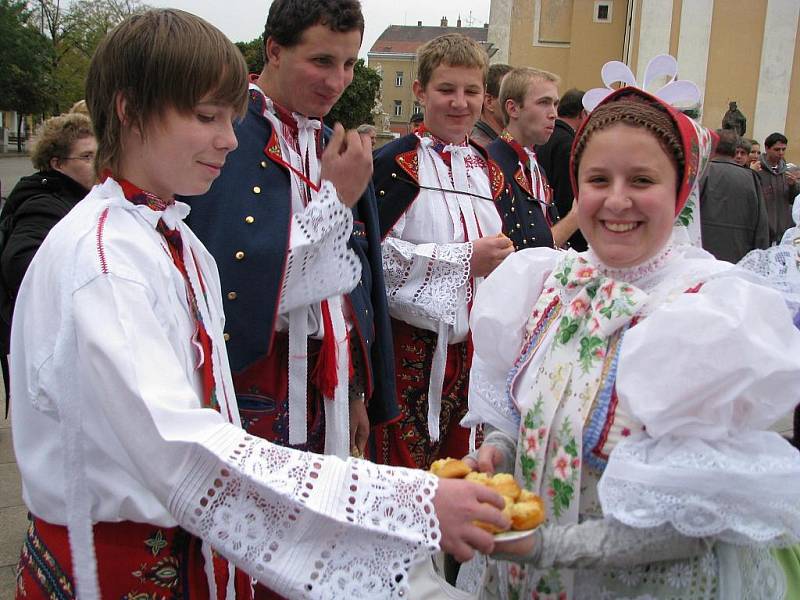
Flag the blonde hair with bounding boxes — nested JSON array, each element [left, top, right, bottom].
[[416, 33, 488, 89], [69, 99, 90, 116], [499, 67, 560, 124], [86, 9, 248, 176], [31, 113, 94, 172]]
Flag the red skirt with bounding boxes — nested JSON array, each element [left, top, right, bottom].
[[369, 319, 474, 469], [15, 515, 252, 599]]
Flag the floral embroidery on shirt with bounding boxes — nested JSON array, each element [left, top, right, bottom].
[[546, 417, 580, 518]]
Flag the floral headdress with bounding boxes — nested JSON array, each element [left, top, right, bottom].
[[570, 55, 717, 246]]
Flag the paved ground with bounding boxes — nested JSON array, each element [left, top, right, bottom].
[[0, 154, 31, 201], [1, 385, 25, 600]]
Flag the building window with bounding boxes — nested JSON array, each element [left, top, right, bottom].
[[593, 1, 613, 23], [394, 100, 403, 117], [395, 71, 404, 87], [413, 102, 422, 115]]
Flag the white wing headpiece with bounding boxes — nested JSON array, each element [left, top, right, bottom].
[[582, 55, 702, 113]]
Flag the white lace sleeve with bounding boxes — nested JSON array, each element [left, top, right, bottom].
[[279, 180, 361, 314], [599, 274, 800, 546], [381, 234, 473, 328], [170, 426, 440, 598], [464, 249, 559, 434]]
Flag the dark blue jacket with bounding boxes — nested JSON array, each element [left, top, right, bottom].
[[487, 137, 555, 250], [184, 89, 398, 425]]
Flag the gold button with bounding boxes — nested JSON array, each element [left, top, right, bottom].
[[235, 251, 245, 260], [260, 161, 267, 168], [515, 223, 521, 229], [253, 186, 261, 194], [227, 291, 238, 300], [379, 190, 386, 196], [245, 215, 255, 224], [223, 333, 230, 342], [511, 206, 515, 212]]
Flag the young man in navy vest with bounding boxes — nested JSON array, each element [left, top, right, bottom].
[[488, 67, 578, 251], [185, 0, 396, 473]]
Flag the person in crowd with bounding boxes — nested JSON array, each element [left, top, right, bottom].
[[371, 33, 513, 469], [486, 67, 560, 251], [749, 139, 762, 168], [357, 123, 378, 148], [409, 110, 425, 132], [0, 112, 95, 396], [471, 63, 512, 148], [700, 128, 769, 262], [11, 9, 509, 600], [734, 136, 752, 167], [186, 0, 397, 469], [756, 132, 799, 243], [535, 87, 587, 250], [461, 85, 800, 599]]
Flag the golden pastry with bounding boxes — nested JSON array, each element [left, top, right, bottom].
[[510, 496, 546, 531], [430, 457, 473, 479], [488, 473, 521, 500]]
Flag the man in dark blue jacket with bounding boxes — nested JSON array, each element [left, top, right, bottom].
[[184, 0, 397, 482]]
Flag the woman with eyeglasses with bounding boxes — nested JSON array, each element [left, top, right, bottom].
[[0, 112, 96, 378]]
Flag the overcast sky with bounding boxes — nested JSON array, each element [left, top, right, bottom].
[[148, 0, 491, 57]]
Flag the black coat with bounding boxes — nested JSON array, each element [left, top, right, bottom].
[[0, 170, 88, 335], [535, 119, 587, 251]]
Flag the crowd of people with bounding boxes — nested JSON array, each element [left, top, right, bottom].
[[3, 1, 800, 599]]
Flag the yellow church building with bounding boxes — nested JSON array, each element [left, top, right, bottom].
[[488, 0, 800, 160]]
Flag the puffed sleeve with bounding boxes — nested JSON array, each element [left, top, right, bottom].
[[598, 274, 800, 546], [463, 248, 560, 435]]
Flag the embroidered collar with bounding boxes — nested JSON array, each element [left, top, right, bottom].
[[100, 173, 187, 229], [587, 244, 675, 284], [416, 125, 469, 165]]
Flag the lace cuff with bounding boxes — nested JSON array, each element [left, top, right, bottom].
[[169, 426, 440, 598], [598, 433, 800, 546], [462, 356, 520, 435], [279, 180, 361, 314], [382, 236, 473, 327]]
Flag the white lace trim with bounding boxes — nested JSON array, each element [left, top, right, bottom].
[[462, 363, 519, 435], [279, 180, 361, 314], [599, 435, 800, 546], [738, 243, 800, 315], [382, 236, 473, 326], [170, 427, 441, 598]]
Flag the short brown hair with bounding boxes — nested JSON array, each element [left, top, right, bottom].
[[499, 67, 560, 124], [416, 34, 489, 90], [31, 113, 94, 172], [86, 9, 248, 176]]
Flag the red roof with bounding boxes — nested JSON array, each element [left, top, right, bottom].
[[369, 24, 489, 54]]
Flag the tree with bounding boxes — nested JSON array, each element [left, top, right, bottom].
[[0, 0, 54, 149], [235, 36, 264, 74], [29, 0, 149, 115], [325, 59, 380, 130]]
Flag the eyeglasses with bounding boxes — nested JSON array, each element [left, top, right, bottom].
[[60, 154, 95, 163]]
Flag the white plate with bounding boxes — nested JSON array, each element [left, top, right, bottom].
[[494, 528, 538, 542]]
